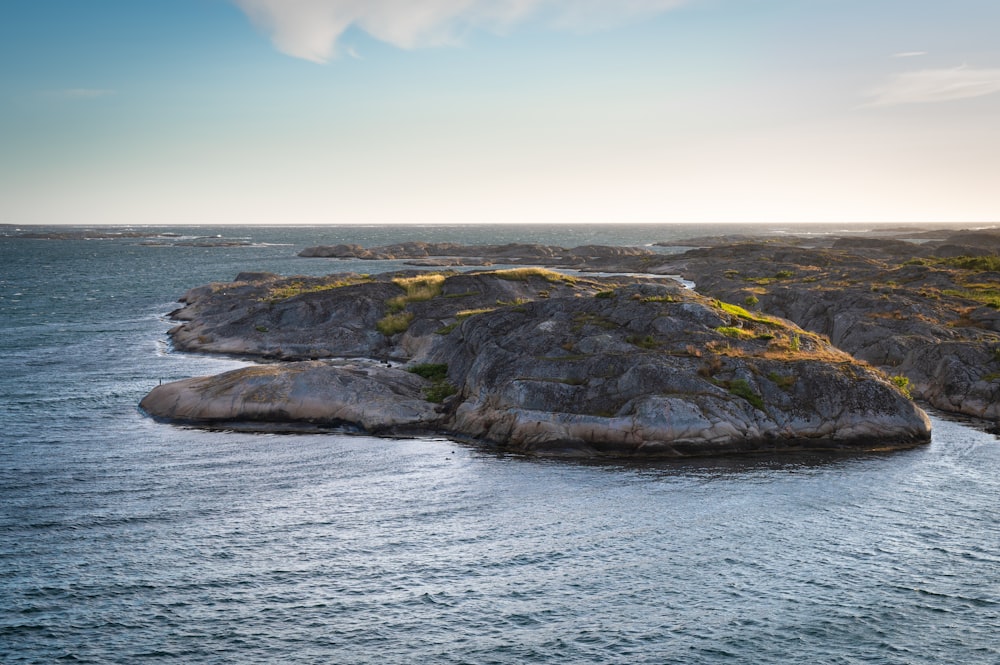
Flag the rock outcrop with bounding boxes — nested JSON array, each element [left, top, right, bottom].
[[142, 270, 931, 458], [656, 243, 1000, 420]]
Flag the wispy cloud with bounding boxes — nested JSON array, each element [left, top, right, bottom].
[[232, 0, 687, 63], [891, 51, 927, 58], [865, 66, 1000, 107]]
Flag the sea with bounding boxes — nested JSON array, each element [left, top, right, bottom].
[[1, 224, 998, 664]]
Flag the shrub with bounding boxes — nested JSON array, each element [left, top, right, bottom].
[[424, 382, 457, 403], [891, 375, 912, 399], [744, 295, 759, 307], [595, 290, 615, 299], [376, 312, 413, 336], [407, 363, 449, 382], [728, 378, 765, 410]]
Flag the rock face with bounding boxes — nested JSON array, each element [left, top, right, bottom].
[[141, 361, 440, 433], [142, 271, 931, 458], [657, 243, 1000, 420]]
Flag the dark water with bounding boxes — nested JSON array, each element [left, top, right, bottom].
[[2, 225, 998, 664]]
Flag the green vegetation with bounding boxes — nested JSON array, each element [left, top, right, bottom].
[[789, 334, 801, 352], [255, 325, 269, 333], [262, 275, 372, 303], [716, 326, 754, 339], [942, 288, 1000, 308], [626, 334, 659, 350], [376, 311, 413, 336], [891, 375, 912, 399], [716, 301, 785, 328], [407, 363, 449, 381], [774, 270, 795, 279], [387, 273, 448, 311], [727, 378, 765, 410], [940, 255, 1000, 272], [496, 297, 528, 306], [744, 295, 759, 307], [767, 372, 797, 390], [486, 267, 577, 284], [456, 307, 495, 319], [572, 312, 618, 332], [642, 294, 678, 303], [435, 322, 459, 335], [424, 382, 457, 403], [595, 290, 615, 299], [407, 363, 457, 403]]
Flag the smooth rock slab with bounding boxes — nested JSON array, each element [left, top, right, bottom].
[[140, 361, 441, 433]]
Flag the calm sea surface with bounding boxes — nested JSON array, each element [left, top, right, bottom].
[[1, 224, 998, 664]]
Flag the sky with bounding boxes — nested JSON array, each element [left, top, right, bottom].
[[1, 0, 999, 226]]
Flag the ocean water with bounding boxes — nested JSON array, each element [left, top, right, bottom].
[[1, 224, 998, 664]]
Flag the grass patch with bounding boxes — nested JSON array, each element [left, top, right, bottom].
[[387, 273, 448, 311], [486, 267, 577, 284], [424, 382, 457, 403], [595, 290, 615, 299], [407, 363, 449, 381], [407, 363, 457, 403], [716, 301, 785, 328], [716, 326, 754, 339], [942, 288, 1000, 308], [767, 372, 797, 390], [456, 307, 495, 319], [262, 275, 372, 302], [941, 255, 1000, 272], [435, 322, 459, 335], [941, 286, 1000, 309], [376, 311, 413, 336], [572, 312, 619, 332], [727, 378, 765, 410]]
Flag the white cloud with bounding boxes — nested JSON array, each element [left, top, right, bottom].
[[865, 66, 1000, 107], [232, 0, 687, 63], [891, 51, 927, 58]]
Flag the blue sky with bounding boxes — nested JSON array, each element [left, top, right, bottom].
[[2, 0, 999, 225]]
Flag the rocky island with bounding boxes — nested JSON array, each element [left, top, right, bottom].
[[295, 227, 1000, 421], [141, 266, 931, 457]]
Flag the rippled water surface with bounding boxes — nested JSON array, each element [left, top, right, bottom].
[[2, 225, 998, 663]]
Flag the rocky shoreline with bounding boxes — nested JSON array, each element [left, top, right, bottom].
[[141, 265, 933, 458]]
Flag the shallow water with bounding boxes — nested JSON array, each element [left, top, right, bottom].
[[2, 225, 998, 663]]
